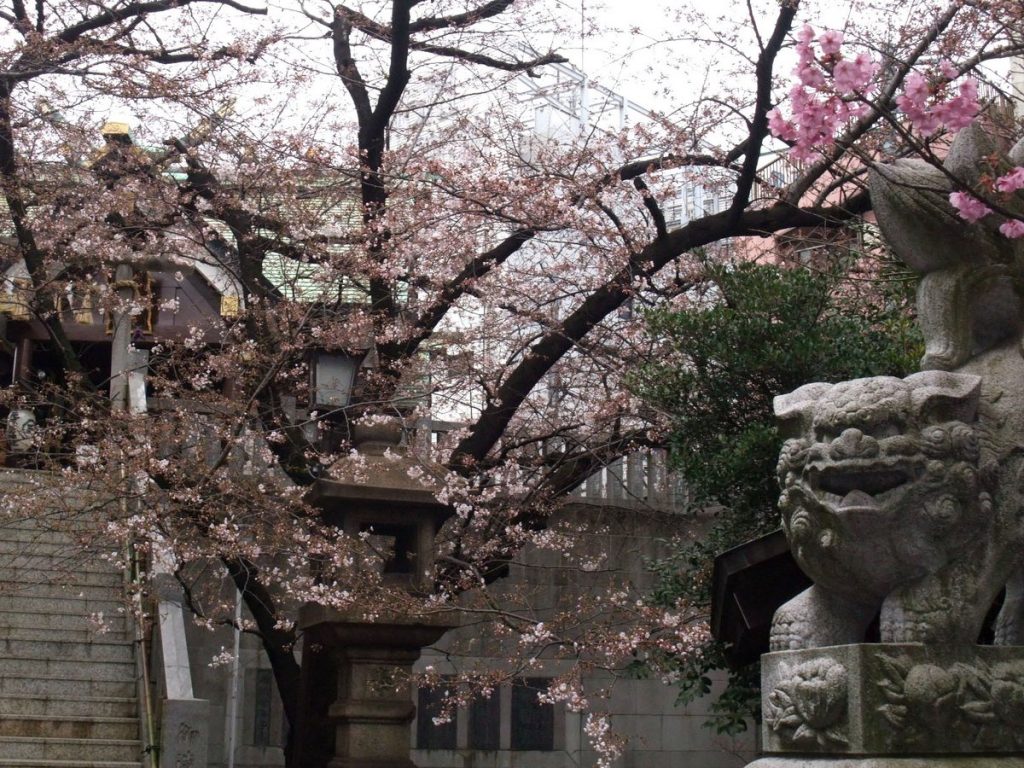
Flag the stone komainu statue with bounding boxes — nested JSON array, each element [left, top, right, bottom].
[[770, 123, 1024, 651]]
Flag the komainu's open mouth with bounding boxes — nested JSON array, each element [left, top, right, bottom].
[[816, 466, 910, 503]]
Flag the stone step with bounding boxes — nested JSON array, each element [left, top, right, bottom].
[[0, 673, 136, 699], [0, 513, 120, 534], [0, 555, 126, 577], [0, 593, 126, 617], [0, 581, 127, 601], [0, 566, 124, 588], [0, 475, 141, 768], [0, 519, 108, 539], [0, 539, 116, 558], [0, 528, 75, 546], [0, 715, 139, 740], [0, 618, 133, 641], [0, 736, 142, 762], [0, 637, 133, 663], [0, 695, 137, 719], [0, 655, 135, 683], [0, 606, 130, 634], [0, 626, 132, 644]]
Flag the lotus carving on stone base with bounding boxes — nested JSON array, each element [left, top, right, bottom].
[[765, 659, 849, 748]]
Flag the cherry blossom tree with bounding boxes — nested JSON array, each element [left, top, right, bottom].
[[1, 1, 1024, 765]]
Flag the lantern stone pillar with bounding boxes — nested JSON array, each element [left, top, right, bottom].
[[293, 418, 456, 768]]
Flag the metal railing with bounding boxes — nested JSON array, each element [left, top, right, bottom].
[[136, 406, 692, 515]]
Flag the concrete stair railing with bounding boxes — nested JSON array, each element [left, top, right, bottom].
[[150, 570, 210, 768]]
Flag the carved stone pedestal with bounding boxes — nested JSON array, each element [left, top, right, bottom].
[[293, 605, 458, 768], [749, 759, 1024, 768], [748, 645, 1024, 768]]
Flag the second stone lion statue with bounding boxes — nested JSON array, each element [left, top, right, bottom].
[[771, 365, 1024, 650]]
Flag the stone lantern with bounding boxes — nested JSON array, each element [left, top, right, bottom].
[[294, 417, 456, 768]]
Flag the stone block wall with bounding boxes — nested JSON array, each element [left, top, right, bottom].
[[410, 668, 754, 768], [184, 612, 288, 768], [410, 502, 757, 768]]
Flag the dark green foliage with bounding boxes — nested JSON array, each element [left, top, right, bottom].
[[633, 257, 921, 732]]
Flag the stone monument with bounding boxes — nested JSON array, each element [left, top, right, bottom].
[[748, 123, 1024, 768]]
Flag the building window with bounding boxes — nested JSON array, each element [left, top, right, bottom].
[[253, 668, 274, 747], [468, 693, 501, 751], [417, 682, 457, 750], [510, 678, 554, 751]]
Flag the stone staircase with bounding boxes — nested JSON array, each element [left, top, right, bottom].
[[0, 493, 143, 768]]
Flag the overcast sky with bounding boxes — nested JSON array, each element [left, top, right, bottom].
[[556, 0, 700, 110], [549, 0, 774, 113]]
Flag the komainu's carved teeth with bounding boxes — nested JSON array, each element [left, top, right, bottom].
[[839, 489, 877, 509]]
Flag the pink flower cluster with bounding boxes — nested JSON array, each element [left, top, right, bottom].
[[896, 66, 979, 134], [770, 29, 981, 162], [768, 25, 878, 162], [1000, 219, 1024, 238], [995, 167, 1024, 194], [948, 166, 1024, 239], [948, 191, 991, 223]]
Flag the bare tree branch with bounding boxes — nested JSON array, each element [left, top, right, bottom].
[[728, 0, 797, 220], [59, 0, 264, 44], [411, 42, 566, 72]]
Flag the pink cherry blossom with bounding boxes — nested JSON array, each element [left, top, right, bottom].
[[818, 30, 844, 56], [896, 71, 978, 134], [903, 72, 931, 102], [995, 167, 1024, 194], [833, 54, 877, 94], [769, 25, 879, 160], [798, 63, 827, 90], [939, 59, 959, 79], [949, 191, 992, 223], [768, 108, 797, 142], [932, 78, 979, 130], [999, 219, 1024, 238]]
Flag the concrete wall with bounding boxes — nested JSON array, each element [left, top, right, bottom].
[[410, 669, 753, 768], [183, 600, 288, 768], [410, 502, 757, 768]]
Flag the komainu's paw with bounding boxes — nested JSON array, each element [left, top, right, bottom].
[[770, 599, 814, 651], [770, 586, 878, 650]]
